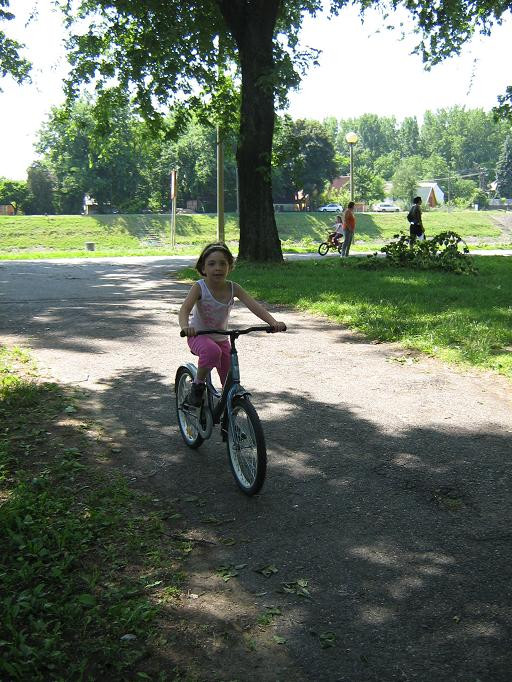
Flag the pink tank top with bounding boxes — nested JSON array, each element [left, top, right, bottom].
[[189, 279, 234, 342]]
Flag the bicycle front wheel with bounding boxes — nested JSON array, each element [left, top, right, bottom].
[[227, 396, 267, 495], [175, 366, 204, 449], [318, 242, 329, 256]]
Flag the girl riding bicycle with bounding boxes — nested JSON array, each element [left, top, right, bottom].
[[178, 242, 286, 406], [330, 214, 344, 246]]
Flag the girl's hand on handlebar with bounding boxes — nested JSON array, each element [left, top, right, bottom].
[[269, 321, 287, 333], [181, 326, 197, 337]]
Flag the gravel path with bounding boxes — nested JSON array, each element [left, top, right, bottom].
[[1, 256, 511, 681]]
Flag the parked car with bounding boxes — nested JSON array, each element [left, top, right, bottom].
[[318, 203, 343, 212], [373, 201, 400, 212]]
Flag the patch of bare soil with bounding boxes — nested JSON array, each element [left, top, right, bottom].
[[489, 211, 512, 242]]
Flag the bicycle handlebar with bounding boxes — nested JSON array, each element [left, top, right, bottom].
[[180, 325, 286, 338]]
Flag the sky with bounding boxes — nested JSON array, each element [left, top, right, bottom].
[[1, 1, 511, 180]]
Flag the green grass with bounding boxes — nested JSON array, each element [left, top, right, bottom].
[[0, 210, 507, 259], [0, 347, 192, 680], [276, 209, 502, 250], [180, 256, 512, 379]]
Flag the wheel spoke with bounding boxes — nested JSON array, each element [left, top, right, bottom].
[[175, 368, 203, 448], [227, 397, 266, 494]]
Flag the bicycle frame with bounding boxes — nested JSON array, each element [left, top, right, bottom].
[[177, 324, 286, 495], [179, 326, 272, 438]]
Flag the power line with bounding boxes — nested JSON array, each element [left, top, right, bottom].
[[420, 171, 485, 183]]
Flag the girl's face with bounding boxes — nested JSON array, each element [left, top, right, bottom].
[[202, 250, 231, 281]]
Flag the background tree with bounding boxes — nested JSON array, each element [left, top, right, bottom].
[[374, 152, 401, 181], [495, 135, 512, 198], [392, 156, 424, 204], [353, 166, 385, 203], [147, 120, 238, 213], [24, 162, 56, 214], [397, 117, 422, 158], [37, 99, 150, 213], [421, 107, 505, 175], [0, 177, 28, 213], [357, 113, 397, 163], [272, 116, 337, 202]]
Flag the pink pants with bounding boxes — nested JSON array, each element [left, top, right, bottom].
[[188, 336, 231, 385]]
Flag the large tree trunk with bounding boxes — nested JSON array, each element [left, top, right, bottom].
[[217, 0, 283, 262]]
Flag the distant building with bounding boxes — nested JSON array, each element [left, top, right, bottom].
[[273, 189, 310, 212], [330, 175, 350, 192], [0, 204, 15, 216], [416, 182, 445, 207]]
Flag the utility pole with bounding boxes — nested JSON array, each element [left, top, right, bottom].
[[170, 169, 177, 248], [216, 35, 225, 243], [217, 126, 225, 242]]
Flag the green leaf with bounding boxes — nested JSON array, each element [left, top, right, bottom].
[[77, 594, 96, 607], [256, 564, 278, 578], [273, 635, 287, 645], [319, 631, 336, 649]]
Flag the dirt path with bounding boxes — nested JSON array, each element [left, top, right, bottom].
[[1, 257, 511, 681], [489, 211, 512, 243]]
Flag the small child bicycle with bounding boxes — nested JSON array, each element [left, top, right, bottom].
[[175, 325, 285, 496], [318, 230, 344, 256]]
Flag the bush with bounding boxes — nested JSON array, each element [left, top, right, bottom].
[[469, 188, 489, 209], [360, 231, 478, 275]]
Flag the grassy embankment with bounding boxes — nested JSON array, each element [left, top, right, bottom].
[[0, 347, 192, 680], [0, 210, 508, 259], [180, 256, 512, 380]]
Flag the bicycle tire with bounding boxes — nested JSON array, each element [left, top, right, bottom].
[[318, 242, 329, 256], [227, 396, 267, 495], [337, 241, 344, 254], [175, 366, 204, 449]]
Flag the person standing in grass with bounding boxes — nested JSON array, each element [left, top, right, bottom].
[[340, 201, 356, 257], [407, 196, 425, 241]]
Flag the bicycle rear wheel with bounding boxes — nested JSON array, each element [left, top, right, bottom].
[[318, 242, 329, 256], [227, 396, 267, 495], [175, 366, 204, 449]]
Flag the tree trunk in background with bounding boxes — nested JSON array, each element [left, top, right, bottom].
[[217, 0, 283, 262]]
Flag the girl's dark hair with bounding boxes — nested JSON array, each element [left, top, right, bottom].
[[347, 201, 355, 209], [195, 242, 235, 275]]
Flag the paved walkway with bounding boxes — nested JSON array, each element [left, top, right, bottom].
[[1, 257, 511, 681]]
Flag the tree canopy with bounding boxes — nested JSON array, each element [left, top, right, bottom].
[[495, 135, 512, 198], [2, 0, 512, 255], [0, 0, 30, 85]]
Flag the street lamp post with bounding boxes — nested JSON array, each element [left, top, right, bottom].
[[345, 131, 359, 202]]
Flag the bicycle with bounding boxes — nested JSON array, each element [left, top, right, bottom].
[[175, 325, 285, 495], [318, 231, 344, 256]]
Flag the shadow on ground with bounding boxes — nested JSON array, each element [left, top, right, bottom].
[[76, 365, 512, 682]]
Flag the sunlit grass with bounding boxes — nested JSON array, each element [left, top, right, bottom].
[[0, 210, 506, 259], [180, 256, 512, 379]]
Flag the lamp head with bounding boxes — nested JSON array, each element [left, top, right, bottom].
[[345, 131, 358, 145]]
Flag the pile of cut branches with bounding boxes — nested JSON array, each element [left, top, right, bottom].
[[360, 231, 478, 275]]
